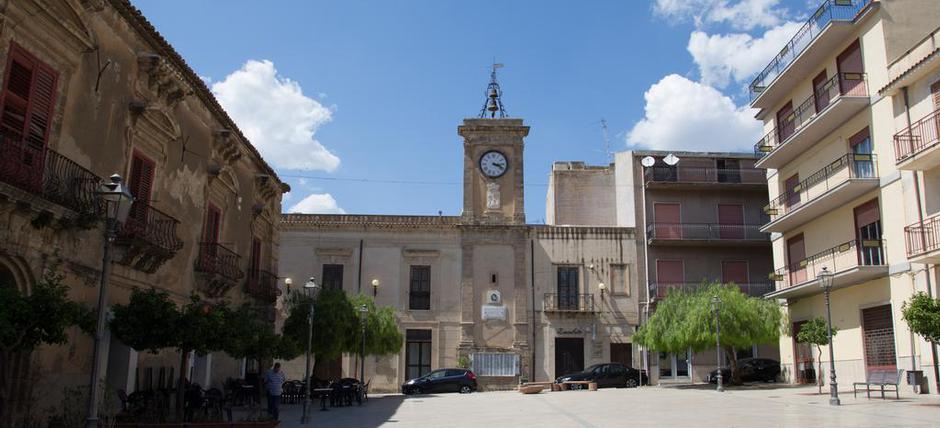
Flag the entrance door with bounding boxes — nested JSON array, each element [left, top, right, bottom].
[[610, 343, 633, 368], [654, 203, 681, 239], [658, 351, 690, 380], [850, 128, 874, 177], [837, 40, 864, 95], [717, 204, 744, 239], [854, 199, 883, 265], [555, 338, 584, 378], [792, 321, 816, 384], [862, 305, 897, 371], [786, 234, 807, 286], [813, 70, 830, 113]]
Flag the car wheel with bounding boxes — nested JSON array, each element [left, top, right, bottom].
[[459, 385, 472, 394], [413, 387, 423, 395], [625, 378, 638, 388]]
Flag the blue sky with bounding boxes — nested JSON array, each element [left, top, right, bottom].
[[135, 0, 813, 222]]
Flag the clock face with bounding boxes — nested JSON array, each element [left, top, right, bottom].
[[479, 151, 508, 178]]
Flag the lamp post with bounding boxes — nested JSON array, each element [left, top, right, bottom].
[[819, 267, 839, 406], [712, 295, 724, 392], [85, 174, 134, 428], [301, 277, 320, 423], [359, 304, 368, 385], [371, 278, 380, 298], [598, 282, 606, 300]]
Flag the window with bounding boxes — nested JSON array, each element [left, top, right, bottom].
[[248, 238, 261, 278], [471, 353, 519, 377], [854, 199, 883, 266], [409, 265, 431, 310], [203, 204, 221, 244], [609, 264, 629, 296], [716, 159, 740, 183], [128, 152, 155, 223], [0, 42, 58, 146], [556, 266, 580, 310], [405, 329, 432, 379], [322, 264, 343, 290]]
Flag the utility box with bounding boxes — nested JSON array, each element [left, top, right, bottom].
[[906, 370, 924, 386]]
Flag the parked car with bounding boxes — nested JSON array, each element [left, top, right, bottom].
[[401, 368, 477, 395], [705, 358, 781, 383], [554, 363, 647, 388]]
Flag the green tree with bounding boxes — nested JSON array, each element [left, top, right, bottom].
[[902, 292, 940, 345], [348, 294, 404, 376], [634, 282, 783, 385], [795, 317, 838, 394], [0, 272, 95, 426], [282, 289, 358, 373]]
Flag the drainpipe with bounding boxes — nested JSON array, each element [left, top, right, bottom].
[[531, 239, 537, 382], [903, 86, 940, 393], [640, 162, 652, 385], [357, 239, 363, 294]]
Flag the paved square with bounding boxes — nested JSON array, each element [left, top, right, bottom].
[[275, 385, 940, 428]]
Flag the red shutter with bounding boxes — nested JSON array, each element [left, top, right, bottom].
[[203, 205, 221, 244], [0, 43, 58, 147], [931, 81, 940, 110], [717, 204, 744, 239], [721, 261, 749, 284], [813, 70, 829, 113], [250, 238, 261, 273], [787, 234, 807, 285], [128, 153, 155, 203], [854, 198, 880, 229], [654, 203, 681, 239], [849, 127, 870, 148], [776, 101, 795, 142]]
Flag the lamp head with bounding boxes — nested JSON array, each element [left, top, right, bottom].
[[598, 282, 606, 292], [371, 278, 380, 287], [97, 173, 135, 223], [284, 278, 293, 286], [304, 277, 319, 290], [818, 267, 833, 289], [359, 304, 368, 314]]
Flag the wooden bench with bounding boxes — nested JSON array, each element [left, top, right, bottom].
[[560, 381, 597, 391], [853, 369, 903, 399], [518, 381, 553, 393]]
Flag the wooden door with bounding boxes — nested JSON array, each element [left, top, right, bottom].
[[784, 174, 801, 209], [776, 101, 795, 142], [654, 203, 681, 239], [786, 234, 807, 285], [837, 40, 864, 95], [610, 343, 633, 368], [717, 204, 744, 239], [555, 338, 584, 378], [813, 70, 830, 113]]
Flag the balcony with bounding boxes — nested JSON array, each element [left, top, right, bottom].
[[195, 242, 244, 297], [646, 223, 769, 246], [765, 239, 888, 300], [649, 282, 775, 300], [644, 165, 766, 189], [749, 0, 875, 108], [754, 73, 870, 169], [115, 201, 183, 273], [894, 108, 940, 170], [761, 154, 879, 233], [0, 134, 101, 222], [904, 214, 940, 264], [246, 269, 281, 302], [543, 293, 595, 313]]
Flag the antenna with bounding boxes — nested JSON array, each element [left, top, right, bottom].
[[599, 118, 612, 163]]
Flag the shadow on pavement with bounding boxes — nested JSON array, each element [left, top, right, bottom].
[[278, 394, 406, 428], [666, 382, 807, 391]]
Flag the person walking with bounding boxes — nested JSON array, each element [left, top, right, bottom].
[[263, 362, 286, 420]]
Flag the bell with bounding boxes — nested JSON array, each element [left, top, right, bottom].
[[487, 98, 499, 112], [488, 87, 499, 99]]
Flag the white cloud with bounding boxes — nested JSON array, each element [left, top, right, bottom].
[[287, 193, 346, 214], [687, 21, 802, 88], [653, 0, 789, 30], [212, 60, 340, 171], [626, 74, 762, 152]]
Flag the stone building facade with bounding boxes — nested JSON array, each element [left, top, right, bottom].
[[279, 118, 641, 392], [0, 0, 287, 420]]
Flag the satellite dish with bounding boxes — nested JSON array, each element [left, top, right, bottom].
[[663, 153, 680, 166], [641, 156, 655, 167]]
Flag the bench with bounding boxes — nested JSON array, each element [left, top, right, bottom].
[[518, 382, 553, 394], [560, 381, 597, 391], [853, 369, 903, 399]]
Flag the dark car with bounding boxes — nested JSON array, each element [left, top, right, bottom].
[[705, 358, 781, 384], [401, 368, 477, 395], [554, 363, 647, 388]]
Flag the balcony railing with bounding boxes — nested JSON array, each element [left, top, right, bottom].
[[0, 134, 101, 217], [118, 201, 183, 253], [894, 108, 940, 164], [755, 73, 868, 157], [649, 282, 775, 300], [196, 242, 244, 281], [769, 239, 885, 291], [904, 214, 940, 258], [246, 269, 280, 302], [644, 166, 765, 185], [749, 0, 873, 101], [543, 293, 594, 312], [646, 223, 769, 242], [763, 153, 878, 222]]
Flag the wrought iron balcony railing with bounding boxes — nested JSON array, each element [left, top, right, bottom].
[[119, 201, 183, 253], [769, 239, 885, 291], [894, 108, 940, 164], [543, 293, 594, 312], [644, 166, 765, 185], [904, 214, 940, 258], [649, 282, 774, 300], [0, 134, 101, 217], [246, 269, 280, 302], [763, 153, 878, 222], [749, 0, 873, 101], [646, 223, 770, 242], [196, 242, 244, 281], [755, 73, 868, 157]]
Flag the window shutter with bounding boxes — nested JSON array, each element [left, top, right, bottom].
[[931, 81, 940, 110], [0, 44, 58, 146], [204, 205, 221, 243], [25, 64, 57, 149], [1, 60, 32, 140], [250, 238, 261, 272]]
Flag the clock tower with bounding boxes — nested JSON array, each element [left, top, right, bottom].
[[458, 67, 529, 225]]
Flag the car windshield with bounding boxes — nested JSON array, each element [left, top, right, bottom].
[[585, 364, 603, 373]]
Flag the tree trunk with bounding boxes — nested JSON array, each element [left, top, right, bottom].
[[816, 345, 824, 394], [176, 350, 189, 422], [724, 346, 742, 385]]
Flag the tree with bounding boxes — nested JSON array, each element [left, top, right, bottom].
[[634, 282, 783, 385], [795, 317, 838, 394], [0, 271, 94, 427], [902, 292, 940, 345], [348, 294, 404, 376]]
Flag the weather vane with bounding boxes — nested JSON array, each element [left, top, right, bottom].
[[480, 61, 507, 118]]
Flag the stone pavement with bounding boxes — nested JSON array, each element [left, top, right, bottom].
[[273, 384, 940, 428]]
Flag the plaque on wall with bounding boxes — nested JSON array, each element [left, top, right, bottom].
[[481, 305, 507, 320]]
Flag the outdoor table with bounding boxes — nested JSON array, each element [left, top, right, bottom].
[[313, 388, 332, 411]]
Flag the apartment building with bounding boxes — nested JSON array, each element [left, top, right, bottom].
[[547, 150, 777, 383], [751, 0, 940, 392], [0, 0, 287, 419]]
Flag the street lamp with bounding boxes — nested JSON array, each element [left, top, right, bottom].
[[819, 267, 839, 406], [284, 277, 293, 294], [359, 304, 368, 385], [711, 295, 724, 392], [85, 174, 134, 428], [598, 282, 607, 300], [301, 277, 320, 423], [371, 278, 380, 297]]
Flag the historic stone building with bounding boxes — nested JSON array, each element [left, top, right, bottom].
[[0, 0, 287, 421], [279, 81, 641, 392]]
